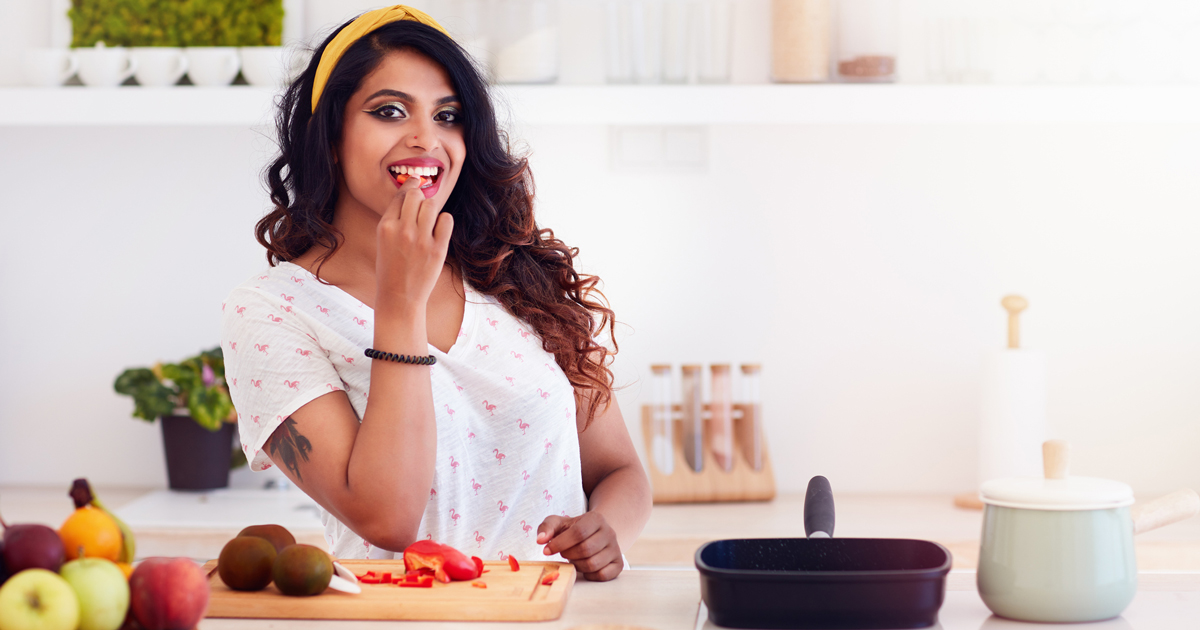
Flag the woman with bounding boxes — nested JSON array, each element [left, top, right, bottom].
[[220, 6, 651, 581]]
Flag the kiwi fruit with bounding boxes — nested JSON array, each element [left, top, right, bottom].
[[218, 536, 277, 591], [237, 524, 296, 554], [273, 544, 333, 597]]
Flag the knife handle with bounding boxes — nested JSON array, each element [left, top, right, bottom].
[[804, 476, 835, 538]]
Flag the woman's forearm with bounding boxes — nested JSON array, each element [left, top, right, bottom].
[[585, 464, 653, 553], [345, 308, 438, 549]]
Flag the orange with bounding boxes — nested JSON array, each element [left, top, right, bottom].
[[116, 561, 135, 579], [59, 505, 122, 561]]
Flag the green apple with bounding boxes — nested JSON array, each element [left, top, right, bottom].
[[0, 569, 80, 630], [59, 559, 129, 630]]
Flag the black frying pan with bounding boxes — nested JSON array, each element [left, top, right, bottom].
[[696, 476, 952, 629]]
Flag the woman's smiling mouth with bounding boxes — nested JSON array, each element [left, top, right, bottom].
[[388, 164, 444, 198]]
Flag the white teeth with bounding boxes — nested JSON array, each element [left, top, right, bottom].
[[389, 165, 440, 178]]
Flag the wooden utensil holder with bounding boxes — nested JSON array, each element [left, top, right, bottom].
[[640, 403, 776, 504]]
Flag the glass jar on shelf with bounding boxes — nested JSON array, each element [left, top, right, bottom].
[[772, 0, 833, 83], [492, 0, 559, 84], [710, 364, 734, 472], [740, 364, 764, 471], [835, 0, 899, 82], [695, 0, 733, 83], [649, 364, 675, 474], [680, 364, 704, 472]]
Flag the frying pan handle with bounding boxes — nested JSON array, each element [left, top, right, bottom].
[[804, 476, 835, 538]]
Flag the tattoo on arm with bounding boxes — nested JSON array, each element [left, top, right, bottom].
[[267, 417, 313, 482]]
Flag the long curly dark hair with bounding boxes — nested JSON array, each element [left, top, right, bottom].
[[256, 18, 616, 427]]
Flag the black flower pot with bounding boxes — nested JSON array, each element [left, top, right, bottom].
[[160, 415, 235, 491]]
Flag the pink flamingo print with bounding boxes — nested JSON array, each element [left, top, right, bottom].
[[316, 305, 329, 315], [498, 500, 508, 516], [519, 329, 531, 340], [250, 415, 261, 425], [511, 351, 524, 362], [222, 302, 226, 312], [545, 363, 555, 372], [467, 429, 476, 444], [444, 404, 456, 419], [453, 381, 464, 392], [352, 316, 368, 328], [543, 490, 553, 504], [262, 462, 273, 470], [267, 314, 283, 323], [326, 383, 341, 391], [281, 293, 295, 303], [449, 509, 461, 526], [537, 388, 551, 400], [231, 378, 238, 388], [473, 531, 485, 548], [235, 306, 246, 316], [544, 439, 552, 455], [483, 400, 497, 416], [563, 460, 570, 477], [522, 470, 530, 485], [486, 317, 498, 329], [259, 275, 269, 280], [284, 380, 299, 390], [449, 456, 460, 473], [305, 332, 318, 342], [493, 449, 506, 465], [251, 379, 263, 389], [471, 478, 482, 496], [498, 550, 508, 561], [430, 488, 437, 500], [341, 354, 355, 364], [295, 348, 311, 357], [229, 341, 238, 352], [476, 344, 489, 355], [291, 275, 305, 285], [517, 419, 530, 435], [505, 376, 515, 386], [521, 521, 533, 537], [254, 343, 269, 354]]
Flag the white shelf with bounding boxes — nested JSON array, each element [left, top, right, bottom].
[[3, 84, 1200, 126]]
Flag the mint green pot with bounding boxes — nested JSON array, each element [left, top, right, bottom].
[[977, 504, 1137, 623]]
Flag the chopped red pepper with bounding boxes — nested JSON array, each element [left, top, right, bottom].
[[471, 581, 487, 589], [541, 571, 559, 586], [359, 576, 380, 584], [380, 572, 392, 583], [472, 556, 484, 576], [399, 575, 434, 588], [508, 555, 520, 571], [404, 540, 482, 583]]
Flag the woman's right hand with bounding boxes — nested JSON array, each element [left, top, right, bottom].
[[375, 175, 454, 314]]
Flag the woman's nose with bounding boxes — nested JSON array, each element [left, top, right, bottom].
[[404, 116, 439, 152]]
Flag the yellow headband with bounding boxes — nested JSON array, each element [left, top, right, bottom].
[[311, 5, 451, 113]]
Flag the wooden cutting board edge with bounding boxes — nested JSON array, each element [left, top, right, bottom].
[[202, 560, 576, 622]]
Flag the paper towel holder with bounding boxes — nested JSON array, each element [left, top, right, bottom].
[[1002, 295, 1028, 349]]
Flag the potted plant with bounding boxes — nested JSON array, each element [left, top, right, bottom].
[[114, 346, 246, 491]]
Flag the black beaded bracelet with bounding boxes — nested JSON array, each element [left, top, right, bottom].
[[364, 348, 437, 365]]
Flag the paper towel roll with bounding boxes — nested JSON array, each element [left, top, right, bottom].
[[979, 349, 1046, 484]]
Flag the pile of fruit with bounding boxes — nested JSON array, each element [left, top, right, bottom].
[[215, 524, 336, 596], [0, 479, 208, 630]]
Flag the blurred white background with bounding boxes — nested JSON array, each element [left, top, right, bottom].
[[0, 0, 1197, 496]]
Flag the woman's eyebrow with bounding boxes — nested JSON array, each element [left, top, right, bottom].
[[365, 89, 460, 106]]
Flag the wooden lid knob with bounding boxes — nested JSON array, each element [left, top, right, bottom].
[[1043, 440, 1070, 480], [1002, 295, 1029, 349]]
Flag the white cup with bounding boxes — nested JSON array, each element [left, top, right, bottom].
[[131, 47, 188, 87], [21, 48, 79, 87], [185, 47, 241, 86], [238, 46, 288, 87], [76, 44, 137, 87]]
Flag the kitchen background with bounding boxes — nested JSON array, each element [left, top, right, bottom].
[[1, 0, 1198, 497]]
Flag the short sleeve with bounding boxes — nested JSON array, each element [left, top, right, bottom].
[[220, 286, 344, 471]]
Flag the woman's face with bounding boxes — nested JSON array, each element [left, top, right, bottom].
[[336, 48, 465, 215]]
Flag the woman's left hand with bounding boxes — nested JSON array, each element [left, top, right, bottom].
[[537, 512, 623, 581]]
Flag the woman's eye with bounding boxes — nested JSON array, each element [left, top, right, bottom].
[[435, 109, 459, 123], [370, 104, 406, 119]]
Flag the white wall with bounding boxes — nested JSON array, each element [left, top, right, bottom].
[[2, 0, 1199, 496]]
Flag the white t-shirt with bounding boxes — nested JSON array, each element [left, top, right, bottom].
[[219, 261, 587, 561]]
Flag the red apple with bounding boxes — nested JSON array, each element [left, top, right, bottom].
[[128, 558, 208, 630]]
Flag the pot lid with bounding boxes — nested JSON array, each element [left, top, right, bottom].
[[980, 475, 1134, 511]]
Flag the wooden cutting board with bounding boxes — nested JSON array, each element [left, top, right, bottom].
[[202, 559, 575, 621]]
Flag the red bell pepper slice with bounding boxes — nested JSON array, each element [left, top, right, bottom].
[[399, 575, 434, 588], [380, 572, 392, 583], [541, 571, 559, 586], [359, 576, 380, 584], [404, 540, 482, 583], [471, 581, 487, 589], [472, 556, 484, 576], [508, 555, 520, 571]]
